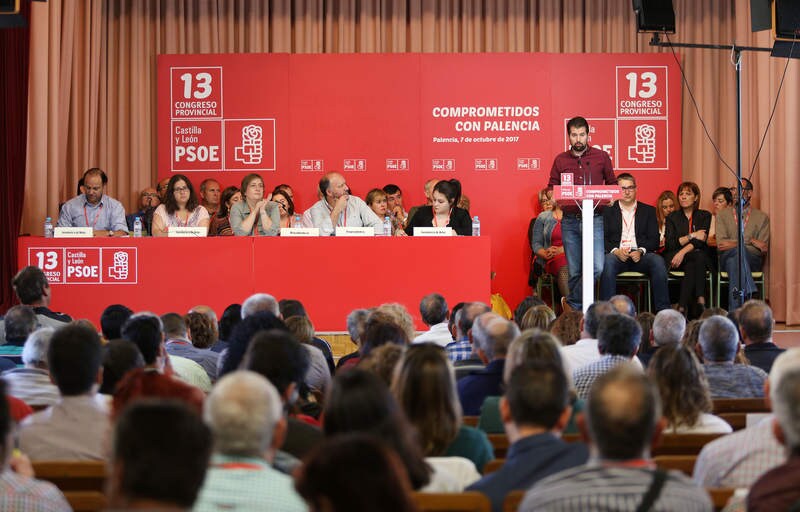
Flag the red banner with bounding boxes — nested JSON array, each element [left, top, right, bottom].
[[158, 53, 682, 307]]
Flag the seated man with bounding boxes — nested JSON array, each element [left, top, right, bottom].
[[0, 266, 71, 342], [698, 315, 767, 398], [306, 172, 382, 236], [18, 323, 110, 460], [0, 380, 70, 511], [445, 302, 491, 365], [56, 167, 129, 236], [521, 364, 711, 511], [162, 312, 218, 382], [125, 187, 159, 234], [638, 309, 686, 368], [3, 327, 60, 408], [599, 173, 670, 311], [413, 293, 454, 347], [716, 178, 769, 309], [194, 371, 306, 511], [199, 178, 221, 217], [468, 363, 589, 512], [383, 183, 408, 229], [407, 178, 438, 226], [573, 313, 642, 400], [0, 305, 38, 367], [107, 401, 212, 510], [739, 299, 784, 374], [100, 304, 133, 341]]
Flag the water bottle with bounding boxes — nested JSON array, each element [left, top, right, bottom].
[[44, 217, 54, 238], [133, 216, 143, 237], [471, 216, 480, 236], [292, 213, 303, 228], [382, 216, 392, 236]]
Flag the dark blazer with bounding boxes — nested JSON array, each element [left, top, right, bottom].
[[602, 201, 660, 253], [405, 206, 472, 236], [664, 208, 712, 257]]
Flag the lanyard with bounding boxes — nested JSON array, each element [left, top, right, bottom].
[[734, 207, 751, 229], [212, 462, 264, 471], [621, 204, 637, 238], [686, 211, 693, 235], [432, 206, 450, 227], [84, 204, 103, 228]]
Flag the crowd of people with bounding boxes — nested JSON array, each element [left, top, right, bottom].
[[0, 263, 795, 511]]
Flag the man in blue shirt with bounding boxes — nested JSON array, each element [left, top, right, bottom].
[[57, 167, 128, 236]]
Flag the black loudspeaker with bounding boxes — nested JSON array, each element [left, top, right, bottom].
[[775, 0, 800, 41], [632, 0, 676, 33], [751, 0, 772, 32]]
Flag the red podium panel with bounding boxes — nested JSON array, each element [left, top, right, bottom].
[[18, 236, 491, 331]]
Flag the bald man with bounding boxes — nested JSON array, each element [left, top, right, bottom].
[[305, 172, 381, 236]]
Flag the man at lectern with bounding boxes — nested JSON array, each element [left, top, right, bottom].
[[57, 167, 129, 237], [548, 117, 617, 312], [306, 172, 382, 236]]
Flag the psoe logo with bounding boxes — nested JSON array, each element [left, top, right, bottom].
[[432, 159, 455, 171], [234, 125, 263, 165], [108, 251, 129, 280]]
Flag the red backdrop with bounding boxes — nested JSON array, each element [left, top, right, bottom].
[[158, 53, 682, 309]]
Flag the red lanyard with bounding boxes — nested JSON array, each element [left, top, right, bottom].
[[213, 462, 264, 471], [175, 210, 189, 227], [84, 204, 103, 228], [734, 207, 751, 229], [686, 211, 693, 235], [432, 206, 450, 227], [621, 204, 637, 235]]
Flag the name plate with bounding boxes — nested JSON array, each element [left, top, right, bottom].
[[414, 227, 453, 237], [281, 227, 320, 237], [335, 226, 375, 237], [54, 227, 93, 238], [168, 226, 208, 237]]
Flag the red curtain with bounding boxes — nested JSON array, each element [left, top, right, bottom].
[[0, 0, 31, 311]]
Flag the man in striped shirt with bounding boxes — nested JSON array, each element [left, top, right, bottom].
[[521, 364, 712, 511]]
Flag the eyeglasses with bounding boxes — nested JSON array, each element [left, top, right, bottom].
[[620, 185, 637, 191], [174, 186, 189, 193]]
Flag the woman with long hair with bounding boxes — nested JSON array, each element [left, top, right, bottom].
[[208, 186, 241, 236], [655, 190, 677, 253], [531, 188, 569, 301], [151, 174, 210, 236], [405, 179, 472, 236]]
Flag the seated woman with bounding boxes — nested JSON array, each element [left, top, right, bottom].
[[208, 186, 241, 236], [707, 186, 733, 248], [531, 188, 568, 301], [270, 188, 295, 229], [647, 343, 732, 434], [151, 174, 210, 236], [477, 330, 585, 436], [392, 343, 492, 475], [664, 181, 712, 319], [366, 188, 389, 221], [405, 179, 471, 236], [230, 173, 280, 236], [655, 189, 677, 253]]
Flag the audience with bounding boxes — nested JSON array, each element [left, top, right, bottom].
[[698, 315, 767, 398], [99, 304, 133, 341], [518, 304, 556, 331], [413, 293, 454, 347], [194, 371, 306, 511], [548, 309, 582, 346], [739, 300, 784, 373], [2, 327, 60, 407], [19, 323, 109, 460], [0, 305, 38, 367], [1, 266, 71, 341], [285, 315, 332, 396], [162, 312, 218, 382], [335, 308, 369, 370], [100, 338, 145, 395], [446, 302, 491, 367], [212, 303, 241, 353], [107, 400, 212, 510], [520, 364, 712, 511], [559, 301, 615, 374], [279, 298, 335, 374], [359, 343, 405, 386], [639, 308, 686, 367]]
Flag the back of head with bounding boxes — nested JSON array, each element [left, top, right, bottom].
[[242, 293, 280, 318], [549, 310, 583, 346], [609, 295, 636, 317], [296, 434, 417, 512], [392, 343, 460, 456], [285, 315, 315, 344], [22, 327, 56, 367], [647, 343, 711, 428], [100, 304, 133, 340], [506, 362, 569, 430], [279, 299, 307, 319], [112, 400, 211, 508], [242, 329, 309, 397], [4, 305, 38, 341], [218, 304, 242, 341], [652, 309, 686, 347], [361, 317, 409, 358], [597, 313, 641, 358], [219, 311, 287, 377], [503, 329, 566, 385], [738, 300, 773, 345], [48, 323, 102, 396], [204, 371, 283, 457], [698, 315, 739, 362], [160, 313, 187, 339], [121, 313, 164, 365], [185, 311, 216, 348], [584, 301, 615, 338], [419, 293, 448, 326], [457, 302, 492, 339], [359, 343, 405, 387], [771, 368, 800, 451], [768, 347, 800, 390], [513, 296, 546, 328], [101, 339, 145, 395], [346, 308, 370, 344], [587, 364, 661, 460], [519, 305, 556, 331], [372, 303, 416, 342], [12, 266, 48, 305], [471, 313, 520, 360]]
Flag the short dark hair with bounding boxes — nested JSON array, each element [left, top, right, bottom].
[[616, 173, 636, 185], [506, 362, 569, 429], [583, 301, 615, 338], [121, 314, 163, 365], [217, 186, 240, 218], [677, 182, 701, 210], [199, 178, 218, 193], [270, 188, 295, 216], [100, 339, 145, 394], [361, 319, 409, 358], [100, 304, 133, 340], [218, 304, 242, 341], [83, 167, 108, 185], [382, 184, 401, 195], [739, 300, 773, 345], [279, 299, 307, 319], [318, 175, 332, 195], [712, 187, 733, 205], [242, 329, 309, 396], [3, 305, 37, 341], [699, 315, 739, 362], [113, 400, 211, 508], [458, 302, 491, 339], [218, 312, 288, 377], [12, 266, 49, 304], [597, 313, 641, 357], [513, 296, 546, 328], [48, 323, 102, 395], [566, 116, 589, 133], [419, 293, 448, 326], [587, 364, 660, 460], [163, 174, 199, 216]]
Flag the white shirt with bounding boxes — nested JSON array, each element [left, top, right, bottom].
[[421, 457, 481, 493], [413, 323, 454, 348], [665, 413, 734, 435]]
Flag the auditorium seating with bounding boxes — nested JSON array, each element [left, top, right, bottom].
[[412, 491, 491, 512], [718, 412, 748, 431], [707, 488, 736, 511], [31, 460, 108, 512], [653, 455, 697, 476], [487, 434, 509, 458], [712, 398, 769, 414], [483, 458, 504, 474], [652, 433, 726, 456], [463, 416, 479, 427], [503, 490, 525, 512]]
